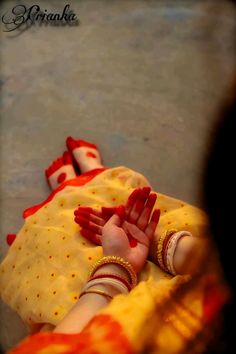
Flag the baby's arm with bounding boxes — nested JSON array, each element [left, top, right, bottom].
[[173, 236, 209, 275], [153, 228, 210, 276], [54, 264, 127, 334]]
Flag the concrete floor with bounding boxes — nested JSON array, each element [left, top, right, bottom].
[[0, 0, 235, 351]]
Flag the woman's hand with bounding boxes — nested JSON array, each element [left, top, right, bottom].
[[74, 187, 160, 272]]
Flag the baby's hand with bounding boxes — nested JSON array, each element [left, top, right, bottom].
[[74, 187, 157, 246], [102, 204, 160, 273], [74, 187, 160, 272]]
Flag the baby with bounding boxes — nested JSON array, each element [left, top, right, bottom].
[[0, 136, 210, 336]]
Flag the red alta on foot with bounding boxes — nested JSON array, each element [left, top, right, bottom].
[[45, 151, 77, 190], [66, 136, 104, 173]]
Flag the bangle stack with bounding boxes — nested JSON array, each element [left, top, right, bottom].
[[89, 256, 137, 288], [90, 273, 132, 291], [79, 256, 136, 301], [157, 230, 193, 275]]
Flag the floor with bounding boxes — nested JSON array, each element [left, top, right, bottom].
[[0, 0, 235, 351]]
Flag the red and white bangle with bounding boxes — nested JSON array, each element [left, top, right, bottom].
[[80, 257, 136, 300], [83, 277, 129, 295], [90, 273, 132, 291], [89, 256, 137, 288], [79, 271, 133, 300], [157, 230, 176, 272], [165, 231, 193, 275]]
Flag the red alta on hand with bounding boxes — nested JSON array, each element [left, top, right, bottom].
[[101, 188, 160, 272], [74, 187, 160, 270], [74, 206, 118, 245]]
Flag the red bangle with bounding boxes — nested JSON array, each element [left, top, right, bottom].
[[89, 273, 132, 292], [162, 232, 176, 271]]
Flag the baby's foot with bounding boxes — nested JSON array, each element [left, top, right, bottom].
[[66, 137, 103, 173], [45, 151, 77, 190]]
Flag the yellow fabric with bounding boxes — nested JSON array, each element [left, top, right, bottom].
[[0, 166, 208, 349], [38, 344, 71, 354], [98, 272, 204, 353]]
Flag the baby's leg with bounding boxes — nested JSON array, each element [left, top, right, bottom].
[[66, 137, 104, 173], [45, 151, 77, 190]]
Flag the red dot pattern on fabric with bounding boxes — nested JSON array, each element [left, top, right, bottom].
[[57, 172, 67, 184], [86, 151, 97, 158]]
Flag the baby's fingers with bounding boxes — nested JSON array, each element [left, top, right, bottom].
[[104, 206, 125, 228], [75, 206, 102, 218], [136, 193, 157, 230], [127, 187, 151, 223], [125, 188, 141, 217], [144, 209, 160, 240], [101, 206, 118, 221], [80, 228, 102, 245], [74, 209, 105, 226], [75, 216, 103, 235]]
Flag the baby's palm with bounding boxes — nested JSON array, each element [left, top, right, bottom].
[[102, 218, 151, 272]]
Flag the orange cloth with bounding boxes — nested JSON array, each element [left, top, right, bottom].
[[0, 166, 226, 354], [9, 314, 133, 354]]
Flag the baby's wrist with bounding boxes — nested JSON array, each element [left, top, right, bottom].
[[174, 237, 209, 275], [80, 263, 133, 301], [157, 230, 193, 275]]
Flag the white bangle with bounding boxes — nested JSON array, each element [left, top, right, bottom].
[[82, 277, 129, 295], [166, 231, 193, 275]]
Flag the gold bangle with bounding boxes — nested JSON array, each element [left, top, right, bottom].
[[157, 232, 167, 271], [79, 289, 113, 300], [90, 256, 137, 288]]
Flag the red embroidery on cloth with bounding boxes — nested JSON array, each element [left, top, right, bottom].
[[9, 314, 133, 354], [6, 234, 16, 246], [23, 168, 107, 219], [9, 332, 93, 354], [83, 314, 134, 354]]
